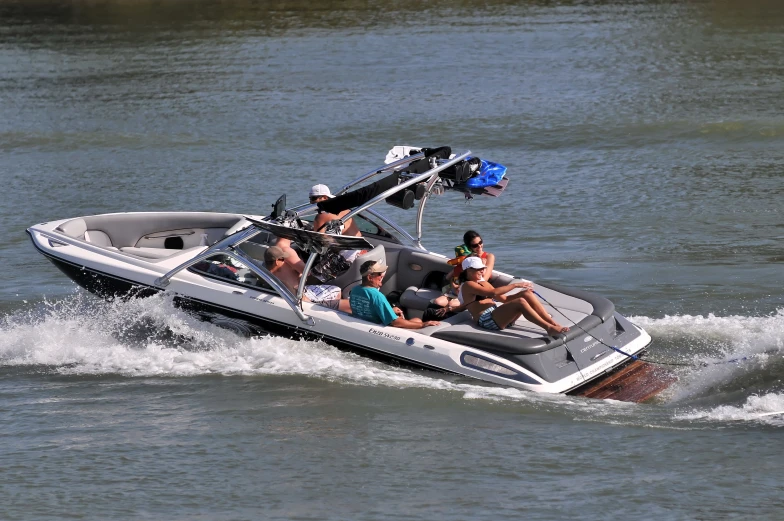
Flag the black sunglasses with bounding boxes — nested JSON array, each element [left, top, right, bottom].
[[469, 240, 483, 248]]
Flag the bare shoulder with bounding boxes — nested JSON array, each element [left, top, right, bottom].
[[313, 212, 335, 229]]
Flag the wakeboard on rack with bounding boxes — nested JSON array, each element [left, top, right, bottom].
[[244, 217, 372, 254], [385, 145, 510, 198]]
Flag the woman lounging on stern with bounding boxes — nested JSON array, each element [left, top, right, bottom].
[[432, 229, 496, 309], [457, 256, 569, 336]]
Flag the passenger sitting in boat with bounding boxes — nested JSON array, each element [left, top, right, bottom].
[[432, 230, 496, 309], [350, 260, 441, 330], [309, 184, 365, 263], [458, 256, 569, 336], [263, 246, 351, 313]]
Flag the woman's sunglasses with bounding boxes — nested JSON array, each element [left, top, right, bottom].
[[469, 240, 483, 249]]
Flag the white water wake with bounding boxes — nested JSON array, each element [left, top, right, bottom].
[[2, 294, 782, 417], [631, 311, 784, 404], [675, 393, 784, 425], [0, 293, 570, 407]]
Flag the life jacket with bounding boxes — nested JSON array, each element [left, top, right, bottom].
[[447, 244, 471, 266], [448, 248, 489, 276]]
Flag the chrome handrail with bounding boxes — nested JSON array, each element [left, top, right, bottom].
[[296, 251, 321, 307], [226, 245, 314, 325], [153, 226, 262, 288], [413, 170, 447, 249]]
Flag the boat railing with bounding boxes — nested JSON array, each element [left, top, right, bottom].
[[341, 151, 472, 248], [283, 151, 427, 217], [153, 225, 314, 324]]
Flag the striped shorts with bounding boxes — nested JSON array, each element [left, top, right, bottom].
[[478, 306, 500, 330]]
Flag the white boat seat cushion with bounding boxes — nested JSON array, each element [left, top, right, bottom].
[[56, 218, 87, 240], [84, 230, 113, 247], [330, 244, 387, 298], [400, 286, 442, 311], [119, 246, 184, 259], [223, 217, 251, 237]]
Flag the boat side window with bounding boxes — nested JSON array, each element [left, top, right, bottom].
[[352, 213, 397, 242], [189, 254, 275, 292]]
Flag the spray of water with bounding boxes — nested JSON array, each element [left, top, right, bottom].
[[632, 311, 784, 421], [0, 293, 571, 407], [2, 294, 782, 424]]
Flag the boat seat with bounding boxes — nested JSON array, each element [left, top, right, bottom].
[[57, 219, 118, 249], [329, 245, 387, 298], [84, 230, 113, 247], [399, 286, 442, 311], [118, 246, 186, 259], [56, 218, 87, 240]]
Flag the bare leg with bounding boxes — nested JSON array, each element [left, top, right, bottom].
[[432, 295, 450, 307], [521, 292, 569, 331], [493, 300, 567, 336], [338, 299, 352, 314], [432, 296, 460, 308]]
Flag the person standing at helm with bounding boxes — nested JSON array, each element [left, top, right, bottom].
[[273, 183, 364, 269], [309, 184, 365, 263]]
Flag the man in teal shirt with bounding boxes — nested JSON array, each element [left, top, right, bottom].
[[349, 260, 441, 329]]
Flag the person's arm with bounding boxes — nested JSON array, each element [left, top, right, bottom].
[[337, 210, 359, 237], [275, 238, 304, 273], [483, 252, 495, 276], [390, 317, 441, 329], [382, 299, 439, 328], [464, 280, 530, 299]]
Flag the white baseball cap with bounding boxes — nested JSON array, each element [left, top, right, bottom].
[[461, 256, 486, 271], [309, 184, 333, 198]]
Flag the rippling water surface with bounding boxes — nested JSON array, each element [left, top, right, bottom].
[[1, 1, 783, 519]]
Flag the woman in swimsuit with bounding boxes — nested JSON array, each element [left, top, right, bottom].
[[432, 230, 496, 309], [458, 256, 569, 336]]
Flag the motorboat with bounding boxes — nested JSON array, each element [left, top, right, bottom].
[[26, 147, 674, 402]]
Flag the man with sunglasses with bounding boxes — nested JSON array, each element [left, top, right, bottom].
[[350, 260, 441, 329]]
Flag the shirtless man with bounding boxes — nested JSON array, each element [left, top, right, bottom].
[[274, 184, 364, 267], [309, 184, 361, 236], [263, 245, 351, 313], [308, 184, 365, 263]]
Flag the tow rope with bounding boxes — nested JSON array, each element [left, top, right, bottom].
[[532, 290, 765, 369]]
